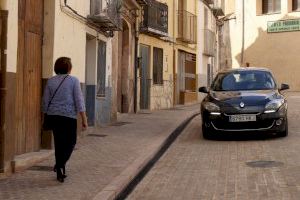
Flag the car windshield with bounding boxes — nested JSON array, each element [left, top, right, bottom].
[[211, 70, 276, 91]]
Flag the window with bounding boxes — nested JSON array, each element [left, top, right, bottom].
[[153, 47, 163, 85], [262, 0, 281, 14], [97, 40, 106, 97], [293, 0, 300, 11]]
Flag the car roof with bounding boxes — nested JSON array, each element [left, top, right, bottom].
[[218, 67, 271, 74]]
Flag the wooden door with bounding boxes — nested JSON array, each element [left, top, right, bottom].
[[16, 0, 43, 153]]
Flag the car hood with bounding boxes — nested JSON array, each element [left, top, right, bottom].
[[209, 90, 282, 107]]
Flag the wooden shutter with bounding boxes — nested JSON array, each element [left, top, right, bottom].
[[262, 0, 272, 14], [97, 40, 106, 97], [293, 0, 300, 11], [153, 47, 163, 85]]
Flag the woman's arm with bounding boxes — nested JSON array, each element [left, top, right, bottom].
[[80, 111, 88, 131], [73, 77, 88, 130]]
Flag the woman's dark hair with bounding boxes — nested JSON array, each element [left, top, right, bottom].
[[54, 57, 72, 74]]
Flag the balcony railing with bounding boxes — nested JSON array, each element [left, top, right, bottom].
[[88, 0, 122, 31], [140, 0, 168, 37], [203, 0, 214, 4], [177, 10, 197, 44], [203, 29, 215, 57], [211, 0, 225, 17]]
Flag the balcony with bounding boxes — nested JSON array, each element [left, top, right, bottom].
[[203, 0, 214, 4], [88, 0, 122, 31], [140, 0, 168, 37], [203, 29, 215, 57], [177, 10, 197, 44], [211, 0, 225, 17]]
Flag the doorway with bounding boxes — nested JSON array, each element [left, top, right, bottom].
[[85, 34, 97, 126], [16, 0, 44, 154], [117, 21, 130, 113], [139, 44, 150, 110]]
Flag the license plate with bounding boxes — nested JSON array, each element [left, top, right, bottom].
[[229, 115, 256, 122]]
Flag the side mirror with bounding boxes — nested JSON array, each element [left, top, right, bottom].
[[280, 83, 289, 91], [198, 87, 208, 93]]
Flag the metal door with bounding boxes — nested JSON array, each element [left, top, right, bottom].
[[140, 45, 150, 109]]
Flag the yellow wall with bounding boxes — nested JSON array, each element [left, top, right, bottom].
[[138, 0, 175, 109], [139, 34, 174, 109], [227, 0, 300, 90], [174, 0, 197, 58], [1, 0, 18, 73]]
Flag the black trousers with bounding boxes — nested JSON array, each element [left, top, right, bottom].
[[51, 115, 77, 169]]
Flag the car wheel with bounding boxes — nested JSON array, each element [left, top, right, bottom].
[[278, 119, 288, 137]]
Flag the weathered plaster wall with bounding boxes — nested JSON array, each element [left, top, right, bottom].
[[1, 0, 18, 73], [228, 0, 300, 90], [139, 34, 174, 110]]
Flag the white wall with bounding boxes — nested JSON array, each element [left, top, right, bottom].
[[51, 0, 112, 83], [197, 0, 217, 88], [228, 0, 300, 90]]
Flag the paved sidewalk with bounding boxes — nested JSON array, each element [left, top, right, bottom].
[[0, 104, 199, 200]]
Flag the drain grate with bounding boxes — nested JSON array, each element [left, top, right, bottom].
[[28, 166, 53, 172], [111, 122, 132, 126], [246, 160, 284, 168], [87, 134, 107, 137]]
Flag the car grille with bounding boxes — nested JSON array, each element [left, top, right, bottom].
[[211, 119, 275, 131]]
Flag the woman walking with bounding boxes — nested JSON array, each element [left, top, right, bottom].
[[42, 57, 88, 182]]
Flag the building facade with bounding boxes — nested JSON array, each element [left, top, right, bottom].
[[137, 0, 175, 110], [174, 0, 198, 105], [222, 0, 300, 90], [137, 0, 199, 110], [0, 0, 125, 174], [197, 0, 223, 91]]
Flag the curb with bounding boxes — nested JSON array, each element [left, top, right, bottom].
[[92, 111, 200, 200]]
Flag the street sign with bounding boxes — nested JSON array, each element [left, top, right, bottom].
[[267, 19, 300, 33]]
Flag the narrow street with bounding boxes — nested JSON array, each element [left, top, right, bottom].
[[127, 92, 300, 200]]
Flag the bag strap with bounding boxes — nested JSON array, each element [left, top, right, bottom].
[[46, 75, 69, 111]]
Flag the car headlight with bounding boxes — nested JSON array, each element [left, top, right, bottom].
[[264, 99, 284, 113], [203, 102, 220, 114]]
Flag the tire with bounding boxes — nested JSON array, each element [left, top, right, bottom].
[[278, 119, 288, 137]]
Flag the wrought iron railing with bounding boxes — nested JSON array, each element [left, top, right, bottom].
[[177, 10, 197, 44], [88, 0, 122, 31], [140, 0, 168, 37], [203, 29, 216, 57]]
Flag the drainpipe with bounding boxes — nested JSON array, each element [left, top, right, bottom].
[[0, 10, 8, 172], [134, 13, 139, 113], [240, 0, 245, 65]]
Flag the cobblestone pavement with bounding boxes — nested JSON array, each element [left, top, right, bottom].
[[128, 92, 300, 200], [0, 104, 199, 200]]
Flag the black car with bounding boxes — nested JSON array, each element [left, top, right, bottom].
[[199, 67, 289, 139]]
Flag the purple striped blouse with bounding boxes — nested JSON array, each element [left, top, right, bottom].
[[42, 75, 86, 119]]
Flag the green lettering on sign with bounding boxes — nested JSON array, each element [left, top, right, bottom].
[[268, 19, 300, 33]]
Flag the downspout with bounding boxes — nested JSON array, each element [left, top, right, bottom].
[[134, 18, 138, 113], [240, 0, 245, 65], [0, 10, 8, 172]]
